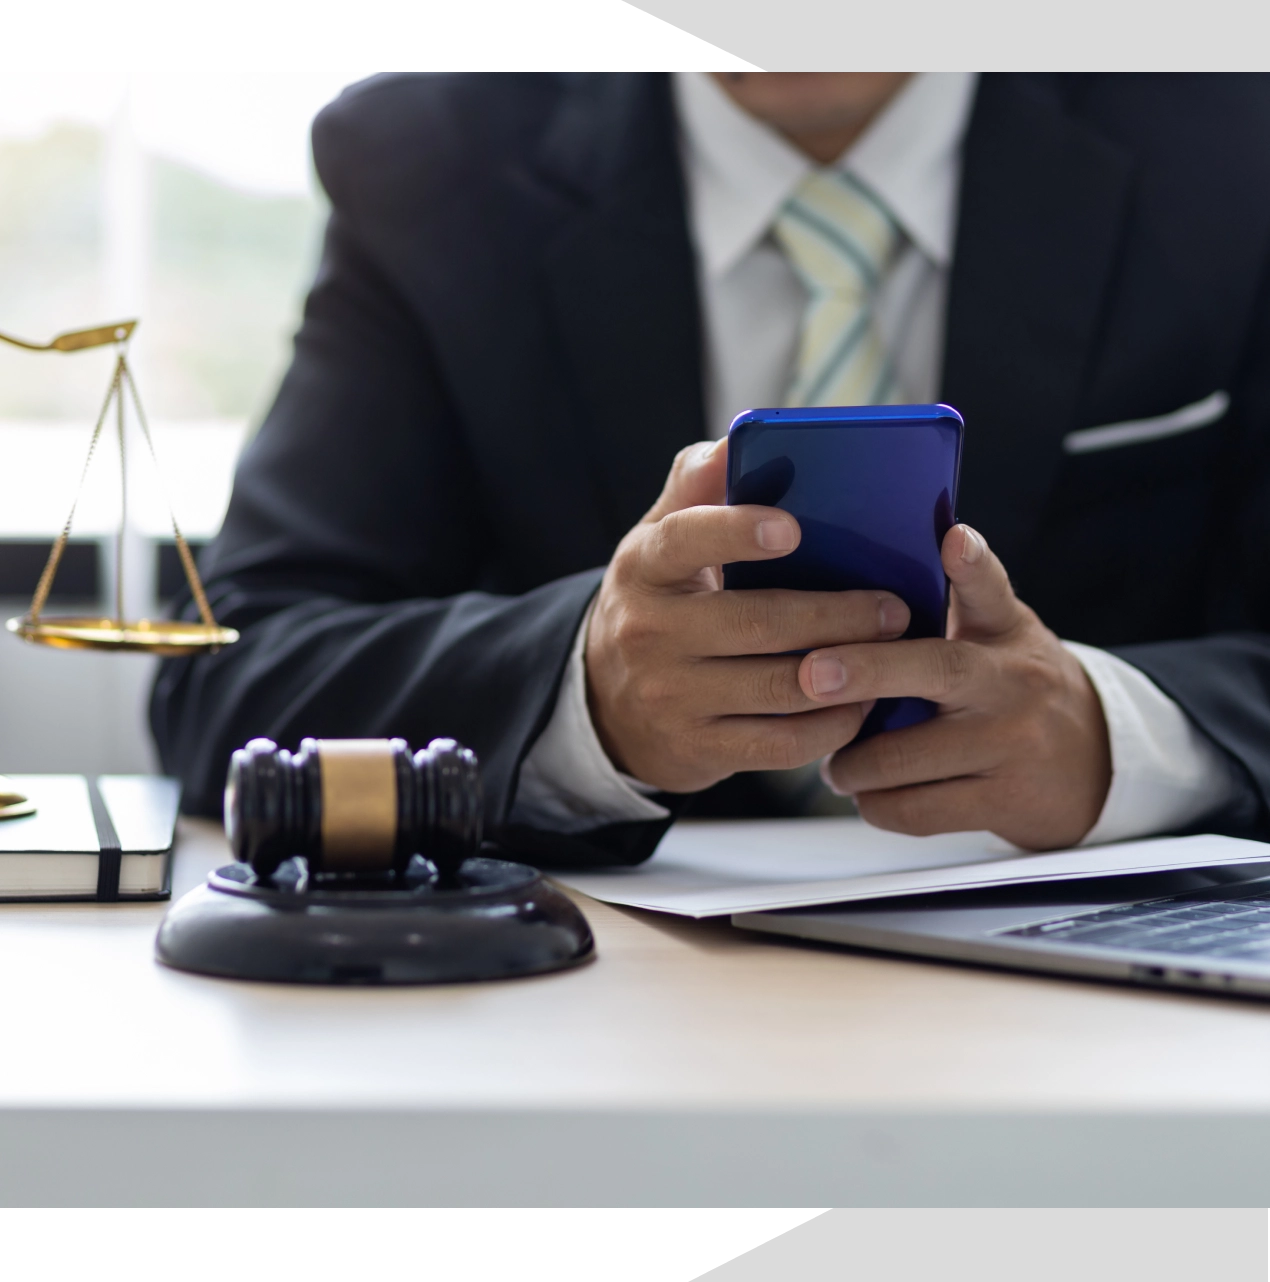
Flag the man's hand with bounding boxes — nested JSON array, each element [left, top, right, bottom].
[[805, 524, 1112, 850], [586, 439, 910, 793]]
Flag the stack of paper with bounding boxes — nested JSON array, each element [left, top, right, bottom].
[[551, 817, 1268, 919]]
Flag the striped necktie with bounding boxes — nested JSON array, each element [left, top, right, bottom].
[[764, 170, 904, 817], [773, 168, 903, 407]]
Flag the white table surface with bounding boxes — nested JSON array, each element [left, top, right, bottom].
[[4, 818, 1270, 1205]]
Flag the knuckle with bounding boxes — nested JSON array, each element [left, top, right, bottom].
[[681, 723, 724, 775], [753, 663, 793, 713], [874, 732, 918, 781], [651, 511, 689, 567], [851, 592, 888, 637], [931, 642, 971, 695], [839, 647, 883, 702], [740, 722, 801, 772], [611, 599, 658, 652], [729, 593, 775, 653], [609, 535, 642, 585], [872, 787, 933, 836], [670, 443, 698, 477], [764, 727, 806, 772], [840, 651, 876, 702], [854, 791, 894, 830], [635, 669, 678, 712], [1016, 650, 1061, 701]]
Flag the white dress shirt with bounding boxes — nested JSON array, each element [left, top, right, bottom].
[[514, 71, 1238, 843]]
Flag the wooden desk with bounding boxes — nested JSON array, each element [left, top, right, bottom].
[[2, 819, 1270, 1205]]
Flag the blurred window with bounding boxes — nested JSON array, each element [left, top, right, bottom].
[[0, 73, 350, 544]]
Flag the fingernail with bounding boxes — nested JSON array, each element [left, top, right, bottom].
[[960, 526, 985, 563], [877, 596, 908, 636], [757, 518, 796, 551], [809, 655, 847, 696]]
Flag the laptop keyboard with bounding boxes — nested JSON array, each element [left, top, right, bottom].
[[1004, 893, 1270, 960]]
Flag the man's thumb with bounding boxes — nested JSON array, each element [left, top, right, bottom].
[[644, 438, 727, 523], [944, 524, 1023, 638]]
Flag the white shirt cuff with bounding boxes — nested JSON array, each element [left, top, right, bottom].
[[512, 599, 671, 833], [1064, 640, 1239, 845]]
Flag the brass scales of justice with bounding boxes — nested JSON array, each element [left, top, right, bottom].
[[0, 318, 238, 656]]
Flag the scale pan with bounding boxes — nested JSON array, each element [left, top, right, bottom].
[[6, 616, 239, 655]]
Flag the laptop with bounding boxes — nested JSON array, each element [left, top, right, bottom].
[[732, 862, 1270, 998]]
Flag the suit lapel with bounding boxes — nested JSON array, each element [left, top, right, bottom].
[[942, 74, 1134, 573], [521, 74, 1132, 571], [526, 74, 707, 549]]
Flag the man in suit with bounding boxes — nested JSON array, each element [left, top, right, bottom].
[[151, 72, 1270, 866]]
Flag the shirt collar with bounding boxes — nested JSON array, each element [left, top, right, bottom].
[[674, 72, 980, 280]]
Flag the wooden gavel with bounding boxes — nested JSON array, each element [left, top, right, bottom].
[[224, 737, 483, 882]]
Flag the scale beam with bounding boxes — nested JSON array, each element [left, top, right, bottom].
[[0, 320, 138, 353]]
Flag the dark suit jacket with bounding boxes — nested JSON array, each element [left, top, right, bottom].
[[151, 72, 1270, 864]]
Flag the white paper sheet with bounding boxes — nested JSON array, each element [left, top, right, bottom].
[[552, 818, 1270, 918]]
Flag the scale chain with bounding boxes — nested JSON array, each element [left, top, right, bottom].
[[120, 359, 218, 629], [116, 348, 126, 625], [28, 356, 124, 623], [27, 346, 220, 633]]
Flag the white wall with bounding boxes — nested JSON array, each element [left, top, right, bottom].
[[0, 612, 157, 776]]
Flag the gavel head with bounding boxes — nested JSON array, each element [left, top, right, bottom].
[[224, 737, 483, 882]]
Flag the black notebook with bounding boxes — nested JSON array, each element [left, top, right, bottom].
[[0, 775, 180, 901]]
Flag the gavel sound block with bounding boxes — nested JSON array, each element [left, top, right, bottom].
[[155, 737, 595, 985]]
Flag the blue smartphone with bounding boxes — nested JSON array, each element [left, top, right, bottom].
[[724, 403, 964, 740]]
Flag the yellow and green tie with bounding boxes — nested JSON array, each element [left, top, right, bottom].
[[774, 168, 903, 407]]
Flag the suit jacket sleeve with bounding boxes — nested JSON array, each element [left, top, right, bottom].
[[149, 190, 671, 868], [1112, 254, 1270, 840]]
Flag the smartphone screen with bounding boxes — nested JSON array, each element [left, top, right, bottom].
[[723, 404, 964, 739]]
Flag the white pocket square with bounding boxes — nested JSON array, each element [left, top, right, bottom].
[[1062, 390, 1229, 455]]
